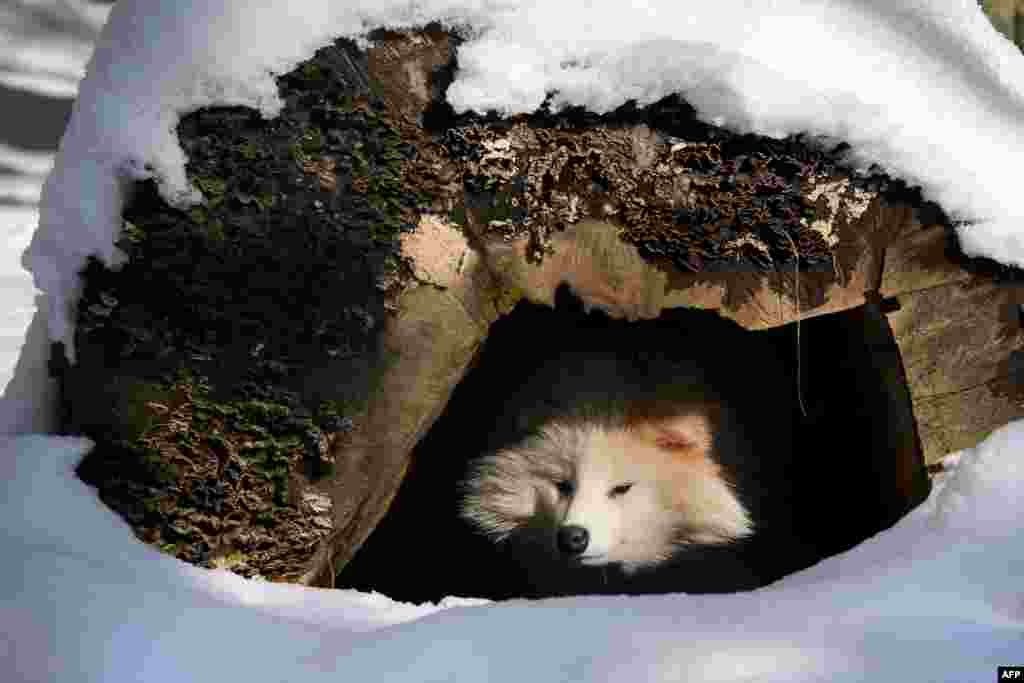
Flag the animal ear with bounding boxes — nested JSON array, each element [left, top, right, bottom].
[[629, 412, 714, 456], [653, 414, 713, 452]]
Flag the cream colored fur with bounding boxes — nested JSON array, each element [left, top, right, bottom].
[[461, 411, 752, 571]]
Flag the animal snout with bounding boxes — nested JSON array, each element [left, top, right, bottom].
[[557, 525, 590, 556]]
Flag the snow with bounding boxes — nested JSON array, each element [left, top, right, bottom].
[[2, 425, 1022, 682], [2, 0, 1023, 681], [0, 0, 111, 432], [0, 0, 109, 98], [0, 207, 55, 434]]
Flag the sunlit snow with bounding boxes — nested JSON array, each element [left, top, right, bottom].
[[2, 1, 1022, 681]]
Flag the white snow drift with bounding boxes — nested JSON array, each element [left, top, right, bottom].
[[2, 1, 1022, 681]]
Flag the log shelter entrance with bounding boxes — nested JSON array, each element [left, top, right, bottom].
[[337, 287, 931, 602]]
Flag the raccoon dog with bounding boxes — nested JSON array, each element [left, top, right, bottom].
[[459, 337, 806, 595]]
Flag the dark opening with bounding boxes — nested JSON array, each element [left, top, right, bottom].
[[337, 287, 930, 602]]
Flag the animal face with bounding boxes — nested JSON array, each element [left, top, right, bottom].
[[461, 412, 753, 571]]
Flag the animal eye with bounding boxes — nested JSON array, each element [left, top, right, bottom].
[[555, 480, 575, 497], [609, 483, 634, 498]]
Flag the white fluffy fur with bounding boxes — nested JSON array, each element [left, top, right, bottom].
[[461, 413, 752, 571]]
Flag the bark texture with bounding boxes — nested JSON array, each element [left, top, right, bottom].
[[63, 26, 1022, 584]]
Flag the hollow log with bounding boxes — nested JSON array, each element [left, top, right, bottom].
[[63, 27, 1023, 584]]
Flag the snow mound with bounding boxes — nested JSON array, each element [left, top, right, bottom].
[[1, 422, 1021, 682]]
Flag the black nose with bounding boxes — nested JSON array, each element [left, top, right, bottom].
[[557, 525, 590, 556]]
